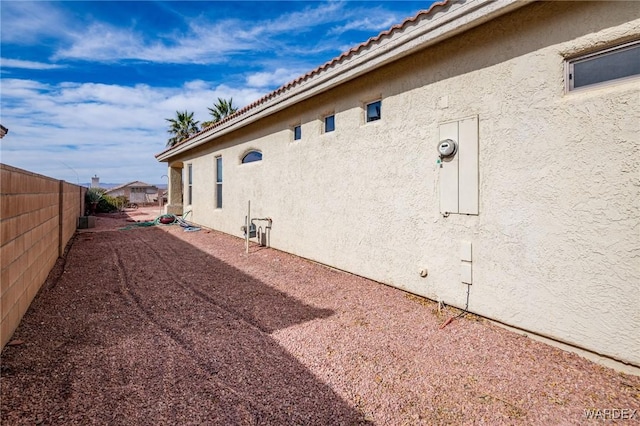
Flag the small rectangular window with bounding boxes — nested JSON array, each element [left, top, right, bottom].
[[567, 40, 640, 91], [215, 157, 222, 208], [294, 125, 302, 140], [366, 100, 381, 122], [324, 115, 335, 133], [187, 164, 193, 205]]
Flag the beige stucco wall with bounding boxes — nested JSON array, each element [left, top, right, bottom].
[[0, 164, 85, 348], [168, 2, 640, 366]]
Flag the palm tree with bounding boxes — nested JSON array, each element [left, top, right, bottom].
[[166, 110, 199, 147], [203, 98, 238, 128]]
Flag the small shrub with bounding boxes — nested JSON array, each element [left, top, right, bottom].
[[85, 187, 105, 204], [97, 195, 120, 212], [85, 188, 106, 215], [113, 195, 128, 211]]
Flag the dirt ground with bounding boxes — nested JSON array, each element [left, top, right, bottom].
[[1, 207, 639, 425], [83, 205, 166, 232]]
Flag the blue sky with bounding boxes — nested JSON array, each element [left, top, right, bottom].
[[1, 1, 432, 184]]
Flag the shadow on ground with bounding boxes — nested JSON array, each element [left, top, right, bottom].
[[1, 228, 369, 425]]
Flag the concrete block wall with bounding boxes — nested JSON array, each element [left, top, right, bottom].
[[0, 164, 85, 348], [61, 181, 85, 253]]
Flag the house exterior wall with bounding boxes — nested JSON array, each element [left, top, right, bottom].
[[167, 2, 640, 366], [107, 186, 158, 204], [106, 188, 126, 198], [0, 164, 85, 348]]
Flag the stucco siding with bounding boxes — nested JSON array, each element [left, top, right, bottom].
[[167, 2, 640, 366]]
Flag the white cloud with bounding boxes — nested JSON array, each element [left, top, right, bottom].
[[0, 78, 264, 184], [2, 1, 407, 70], [245, 1, 346, 35], [0, 58, 65, 70], [53, 23, 147, 62], [0, 2, 70, 44], [41, 2, 354, 65], [328, 16, 399, 36], [52, 20, 256, 64], [246, 68, 305, 88]]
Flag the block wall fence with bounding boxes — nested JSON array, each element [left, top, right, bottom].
[[0, 164, 85, 348]]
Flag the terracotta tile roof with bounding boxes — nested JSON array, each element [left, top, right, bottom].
[[158, 0, 450, 157]]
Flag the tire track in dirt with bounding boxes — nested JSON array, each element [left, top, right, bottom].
[[107, 232, 287, 425], [130, 230, 274, 334], [109, 238, 211, 357], [124, 230, 355, 424], [109, 240, 180, 425], [111, 241, 196, 356]]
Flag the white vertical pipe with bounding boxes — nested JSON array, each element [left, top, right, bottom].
[[246, 200, 250, 254]]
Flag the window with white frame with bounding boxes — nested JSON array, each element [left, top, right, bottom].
[[187, 164, 193, 205], [567, 40, 640, 91], [215, 156, 222, 208], [324, 114, 335, 133], [366, 100, 381, 122], [242, 150, 262, 163]]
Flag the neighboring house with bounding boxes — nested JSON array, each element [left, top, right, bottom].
[[154, 190, 168, 204], [156, 1, 640, 369], [104, 181, 159, 205]]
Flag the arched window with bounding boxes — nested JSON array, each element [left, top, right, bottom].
[[242, 150, 262, 163]]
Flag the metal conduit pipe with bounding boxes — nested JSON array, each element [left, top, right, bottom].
[[251, 218, 273, 248], [243, 201, 274, 253], [250, 217, 272, 228]]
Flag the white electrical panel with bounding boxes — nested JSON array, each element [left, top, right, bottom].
[[458, 117, 479, 214], [439, 121, 459, 213], [460, 262, 473, 284], [460, 241, 472, 262], [438, 116, 479, 215]]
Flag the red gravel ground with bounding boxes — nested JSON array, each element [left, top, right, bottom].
[[2, 207, 639, 425]]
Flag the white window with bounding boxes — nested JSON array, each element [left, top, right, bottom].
[[242, 150, 262, 163], [366, 100, 381, 122], [567, 40, 640, 91], [215, 157, 222, 208], [324, 114, 335, 133]]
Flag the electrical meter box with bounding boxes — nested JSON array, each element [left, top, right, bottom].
[[438, 115, 479, 215]]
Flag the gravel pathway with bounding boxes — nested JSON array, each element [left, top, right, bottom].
[[2, 220, 638, 425]]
